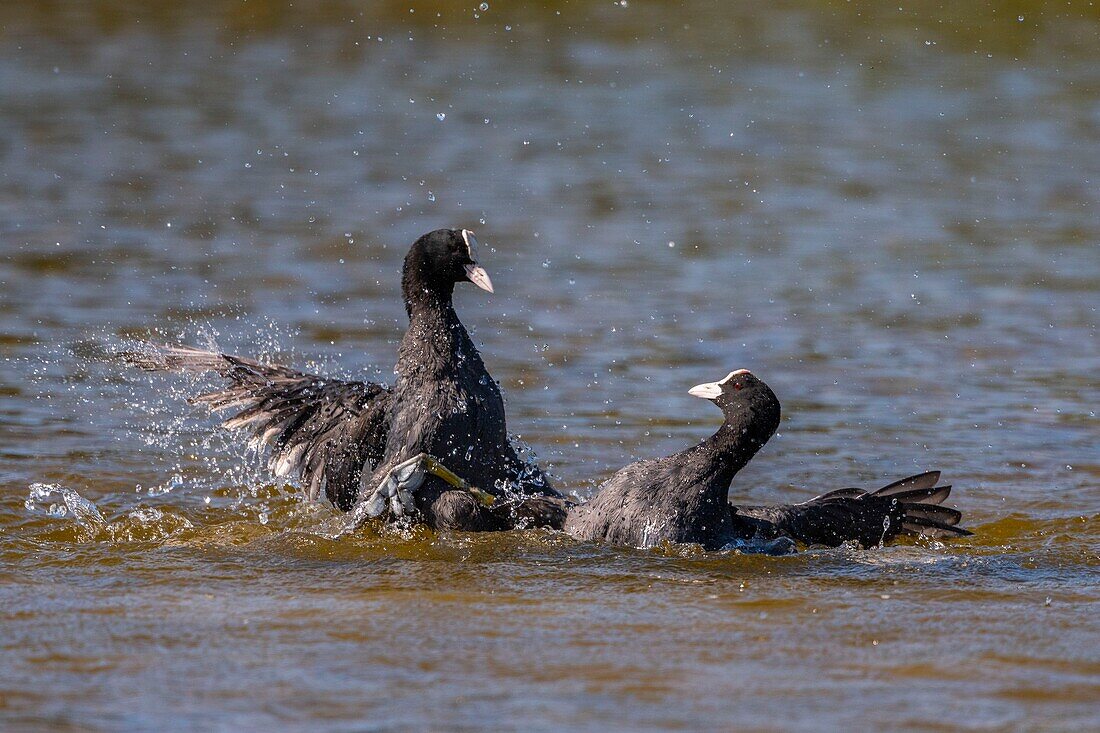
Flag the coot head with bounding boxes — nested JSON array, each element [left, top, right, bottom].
[[688, 369, 781, 440], [404, 228, 494, 299]]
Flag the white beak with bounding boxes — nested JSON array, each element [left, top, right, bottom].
[[464, 263, 494, 293], [688, 369, 751, 399], [688, 381, 722, 400]]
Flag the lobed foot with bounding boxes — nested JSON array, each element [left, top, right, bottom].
[[350, 452, 494, 527]]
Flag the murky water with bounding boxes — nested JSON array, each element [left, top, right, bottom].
[[1, 1, 1097, 730]]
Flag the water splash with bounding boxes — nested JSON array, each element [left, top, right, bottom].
[[879, 513, 892, 548], [128, 507, 164, 523], [65, 324, 332, 509], [720, 536, 797, 556], [25, 483, 106, 529]]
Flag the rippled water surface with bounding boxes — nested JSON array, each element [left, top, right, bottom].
[[1, 1, 1098, 730]]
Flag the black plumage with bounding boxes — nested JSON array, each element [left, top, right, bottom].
[[372, 228, 559, 528], [127, 228, 559, 529], [733, 470, 966, 548], [564, 369, 970, 550]]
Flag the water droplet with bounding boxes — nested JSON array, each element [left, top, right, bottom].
[[668, 241, 676, 248], [436, 112, 447, 121], [1018, 15, 1024, 21], [427, 191, 436, 202], [130, 507, 164, 523], [542, 259, 551, 268], [479, 2, 489, 10]]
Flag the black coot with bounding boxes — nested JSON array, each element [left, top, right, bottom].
[[128, 228, 561, 530], [564, 369, 970, 550]]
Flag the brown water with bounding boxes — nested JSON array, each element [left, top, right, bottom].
[[1, 1, 1098, 730]]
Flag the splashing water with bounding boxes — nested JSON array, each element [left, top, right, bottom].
[[879, 513, 891, 548], [720, 536, 798, 556], [26, 483, 107, 528]]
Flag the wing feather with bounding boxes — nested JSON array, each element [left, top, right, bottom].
[[125, 343, 391, 509]]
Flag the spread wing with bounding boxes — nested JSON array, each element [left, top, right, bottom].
[[735, 471, 970, 548], [125, 344, 391, 510]]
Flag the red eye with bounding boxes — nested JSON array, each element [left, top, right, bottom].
[[733, 382, 743, 391]]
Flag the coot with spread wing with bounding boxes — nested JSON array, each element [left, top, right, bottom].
[[128, 228, 562, 530], [564, 369, 970, 550]]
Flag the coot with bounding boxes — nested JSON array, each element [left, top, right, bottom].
[[128, 228, 562, 530], [564, 369, 970, 550]]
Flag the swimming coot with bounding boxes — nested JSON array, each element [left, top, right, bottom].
[[128, 228, 562, 530], [564, 369, 970, 550]]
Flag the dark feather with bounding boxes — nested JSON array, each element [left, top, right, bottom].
[[901, 518, 973, 537], [873, 471, 941, 497], [123, 343, 392, 509], [873, 483, 952, 506], [902, 505, 963, 526], [800, 487, 865, 502], [735, 472, 970, 548]]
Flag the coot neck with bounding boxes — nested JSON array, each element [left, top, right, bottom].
[[398, 268, 474, 380], [670, 424, 752, 497], [702, 419, 770, 476], [403, 286, 467, 352], [402, 271, 457, 321], [660, 425, 751, 532]]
